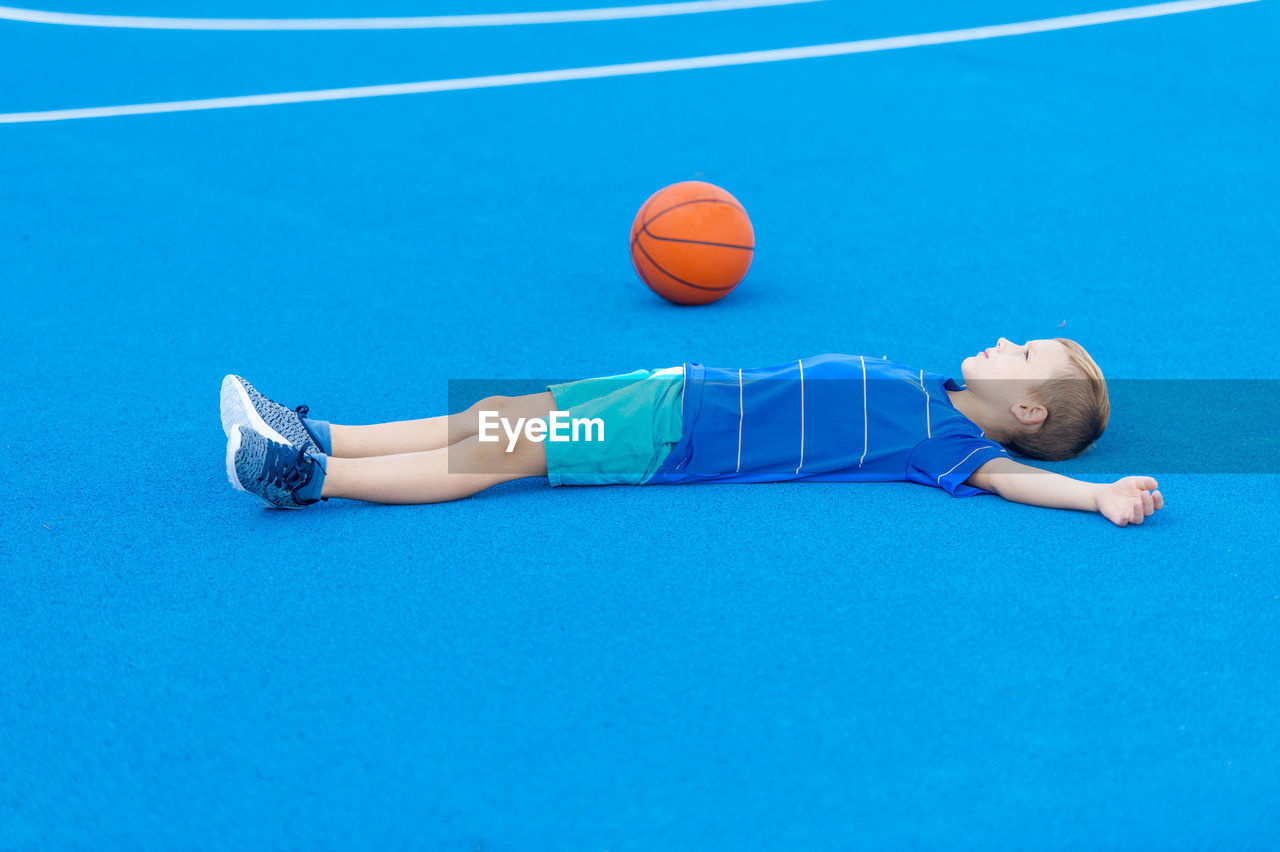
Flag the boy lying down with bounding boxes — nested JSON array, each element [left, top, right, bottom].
[[221, 337, 1163, 527]]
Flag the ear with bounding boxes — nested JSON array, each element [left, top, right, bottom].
[[1010, 401, 1048, 429]]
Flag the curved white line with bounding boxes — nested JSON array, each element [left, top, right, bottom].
[[0, 0, 1259, 124], [0, 0, 822, 30]]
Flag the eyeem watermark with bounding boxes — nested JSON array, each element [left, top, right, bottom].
[[451, 377, 1280, 474], [477, 410, 604, 452]]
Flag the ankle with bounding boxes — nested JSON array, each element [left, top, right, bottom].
[[302, 418, 332, 455], [319, 455, 343, 499], [293, 453, 328, 503]]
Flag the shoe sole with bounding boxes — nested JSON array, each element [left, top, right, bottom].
[[226, 426, 279, 509], [220, 375, 291, 447]]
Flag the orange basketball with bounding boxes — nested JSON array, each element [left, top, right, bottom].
[[630, 181, 754, 305]]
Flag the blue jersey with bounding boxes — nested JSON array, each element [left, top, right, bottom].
[[648, 354, 1009, 496]]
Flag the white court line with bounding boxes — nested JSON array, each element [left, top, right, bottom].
[[0, 0, 823, 30], [0, 0, 1260, 124]]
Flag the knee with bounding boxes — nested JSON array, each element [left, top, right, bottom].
[[465, 395, 510, 430], [469, 395, 511, 416]]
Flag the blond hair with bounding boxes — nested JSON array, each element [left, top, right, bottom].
[[1002, 338, 1110, 461]]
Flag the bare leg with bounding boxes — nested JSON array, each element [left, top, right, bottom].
[[328, 392, 556, 458], [320, 395, 556, 503], [321, 433, 548, 504]]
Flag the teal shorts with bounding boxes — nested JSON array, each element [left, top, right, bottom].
[[544, 367, 684, 486]]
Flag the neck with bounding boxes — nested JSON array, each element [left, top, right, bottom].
[[946, 388, 997, 438]]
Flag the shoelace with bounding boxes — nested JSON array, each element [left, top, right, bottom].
[[295, 404, 309, 418], [258, 439, 312, 491]]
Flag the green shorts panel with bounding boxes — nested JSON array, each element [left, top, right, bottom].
[[545, 367, 684, 486]]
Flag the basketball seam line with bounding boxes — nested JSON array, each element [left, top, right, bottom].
[[640, 227, 753, 250], [630, 193, 665, 248], [632, 237, 740, 292], [641, 197, 747, 232], [631, 193, 660, 246]]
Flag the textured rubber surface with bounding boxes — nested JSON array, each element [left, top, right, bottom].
[[3, 1, 1278, 848]]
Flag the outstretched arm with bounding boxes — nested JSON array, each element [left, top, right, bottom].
[[964, 457, 1164, 527]]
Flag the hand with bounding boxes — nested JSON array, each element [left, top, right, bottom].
[[1095, 476, 1164, 527]]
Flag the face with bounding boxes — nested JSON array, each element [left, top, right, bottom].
[[961, 338, 1075, 424]]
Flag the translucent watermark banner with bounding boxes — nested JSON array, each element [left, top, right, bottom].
[[445, 378, 1280, 476], [1051, 380, 1279, 475], [447, 376, 678, 476]]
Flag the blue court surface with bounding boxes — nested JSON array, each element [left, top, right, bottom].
[[2, 0, 1279, 847]]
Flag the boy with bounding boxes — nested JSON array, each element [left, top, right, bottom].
[[221, 338, 1163, 527]]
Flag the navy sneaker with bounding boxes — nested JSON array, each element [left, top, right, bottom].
[[220, 374, 325, 455], [226, 425, 325, 509]]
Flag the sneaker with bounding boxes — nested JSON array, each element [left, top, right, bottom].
[[220, 374, 324, 455], [226, 425, 324, 509]]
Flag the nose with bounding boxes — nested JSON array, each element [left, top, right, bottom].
[[996, 337, 1012, 353]]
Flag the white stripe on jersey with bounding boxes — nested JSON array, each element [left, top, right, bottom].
[[795, 359, 805, 474], [919, 369, 931, 439], [736, 368, 743, 474], [858, 356, 868, 468], [937, 447, 992, 484]]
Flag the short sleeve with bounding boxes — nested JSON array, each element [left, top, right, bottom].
[[906, 433, 1009, 497]]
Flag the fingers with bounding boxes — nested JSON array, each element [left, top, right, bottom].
[[1122, 476, 1160, 493], [1112, 490, 1164, 527], [1104, 483, 1166, 528]]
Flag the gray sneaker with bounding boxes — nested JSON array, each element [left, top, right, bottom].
[[226, 425, 324, 509], [220, 374, 324, 455]]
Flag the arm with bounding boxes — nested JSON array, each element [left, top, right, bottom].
[[964, 457, 1164, 526]]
